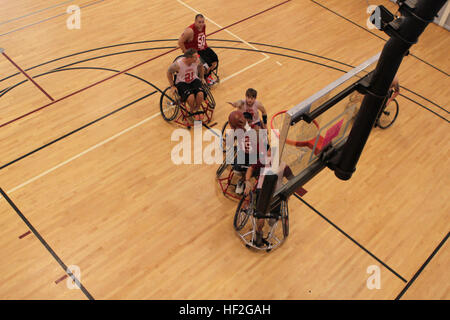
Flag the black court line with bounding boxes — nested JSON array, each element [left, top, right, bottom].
[[395, 232, 449, 300], [310, 0, 450, 77], [400, 86, 449, 115], [0, 64, 160, 171], [1, 65, 164, 99], [0, 0, 106, 38], [214, 46, 450, 123], [0, 0, 75, 26], [0, 38, 447, 115], [1, 43, 447, 125], [399, 93, 449, 123], [0, 90, 157, 170], [0, 188, 94, 300], [293, 193, 408, 283], [0, 40, 179, 84]]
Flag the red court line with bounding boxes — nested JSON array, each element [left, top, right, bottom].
[[54, 274, 68, 284], [2, 51, 55, 102], [206, 0, 291, 38], [19, 230, 32, 239], [0, 0, 291, 129]]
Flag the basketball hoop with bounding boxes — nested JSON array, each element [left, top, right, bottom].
[[270, 110, 324, 151]]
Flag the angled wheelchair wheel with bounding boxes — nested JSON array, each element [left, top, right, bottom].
[[221, 121, 229, 152], [210, 61, 220, 84], [160, 87, 180, 122], [202, 83, 216, 109], [217, 145, 237, 178], [221, 121, 238, 153], [216, 161, 229, 178], [281, 200, 289, 238], [234, 193, 252, 231], [377, 99, 399, 129]]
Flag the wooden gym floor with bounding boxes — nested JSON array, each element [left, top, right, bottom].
[[0, 0, 448, 300]]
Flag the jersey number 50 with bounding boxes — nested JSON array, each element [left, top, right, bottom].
[[198, 34, 206, 50]]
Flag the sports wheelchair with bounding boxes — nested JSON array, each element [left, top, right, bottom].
[[374, 97, 399, 129], [233, 190, 290, 252], [199, 55, 220, 86], [216, 118, 269, 200], [160, 56, 216, 128], [216, 146, 249, 201]]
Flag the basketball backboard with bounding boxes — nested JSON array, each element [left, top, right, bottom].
[[271, 52, 381, 199]]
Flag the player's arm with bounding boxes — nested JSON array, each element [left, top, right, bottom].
[[198, 62, 205, 82], [227, 100, 244, 108], [257, 103, 268, 128], [391, 76, 400, 99], [387, 76, 400, 104], [167, 62, 179, 91], [178, 28, 194, 53], [244, 166, 255, 195]]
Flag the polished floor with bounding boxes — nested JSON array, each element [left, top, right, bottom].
[[0, 0, 448, 299]]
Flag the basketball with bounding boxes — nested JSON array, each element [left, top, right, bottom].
[[228, 110, 245, 129]]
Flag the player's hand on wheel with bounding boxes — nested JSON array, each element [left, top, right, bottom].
[[244, 181, 252, 196]]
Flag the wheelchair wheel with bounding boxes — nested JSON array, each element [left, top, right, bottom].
[[221, 121, 238, 153], [160, 87, 180, 122], [234, 193, 252, 231], [221, 121, 229, 152], [217, 145, 237, 178], [376, 99, 399, 129], [216, 161, 229, 178], [210, 61, 220, 84], [202, 83, 216, 109], [281, 200, 289, 238]]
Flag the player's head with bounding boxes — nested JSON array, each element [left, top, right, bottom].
[[194, 14, 205, 30], [228, 110, 246, 130], [245, 88, 257, 106], [184, 48, 198, 64]]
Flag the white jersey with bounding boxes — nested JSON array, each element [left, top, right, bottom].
[[175, 57, 199, 84], [238, 99, 263, 125]]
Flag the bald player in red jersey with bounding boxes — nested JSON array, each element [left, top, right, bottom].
[[178, 14, 218, 85]]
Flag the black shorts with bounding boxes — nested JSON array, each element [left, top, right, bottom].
[[254, 189, 281, 215], [175, 79, 205, 102], [233, 150, 259, 171], [198, 47, 218, 68]]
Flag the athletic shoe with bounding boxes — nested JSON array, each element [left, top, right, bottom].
[[235, 180, 244, 195], [206, 75, 216, 86]]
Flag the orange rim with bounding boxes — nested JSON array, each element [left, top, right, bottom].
[[271, 110, 320, 148]]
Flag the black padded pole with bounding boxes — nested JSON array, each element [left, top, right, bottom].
[[256, 173, 278, 215], [334, 0, 447, 180]]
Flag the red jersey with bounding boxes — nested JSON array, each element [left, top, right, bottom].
[[184, 23, 208, 51]]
